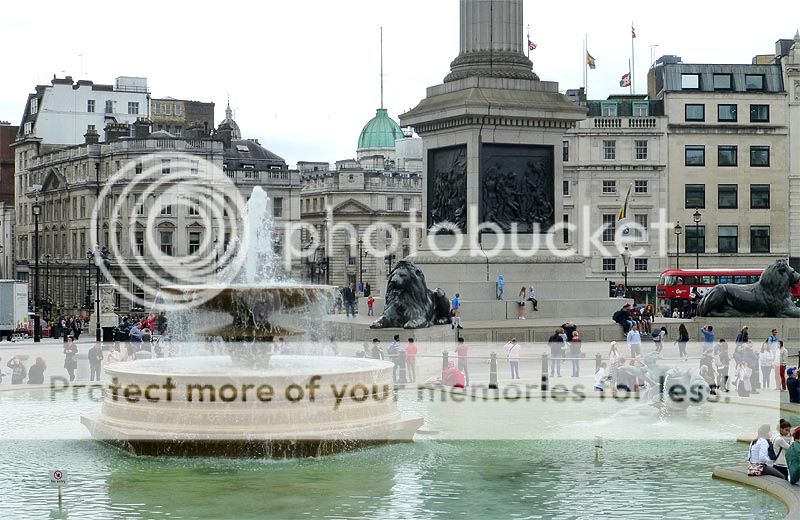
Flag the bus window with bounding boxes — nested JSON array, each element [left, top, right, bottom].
[[733, 276, 748, 284], [700, 276, 715, 284], [659, 276, 676, 286], [718, 275, 732, 284], [749, 275, 761, 283], [682, 276, 698, 285]]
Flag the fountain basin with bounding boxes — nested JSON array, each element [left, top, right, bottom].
[[82, 356, 423, 457]]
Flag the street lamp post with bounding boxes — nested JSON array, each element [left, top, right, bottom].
[[674, 221, 682, 269], [621, 245, 631, 299], [693, 209, 702, 269], [32, 201, 42, 342], [357, 239, 363, 293], [322, 216, 330, 286], [86, 250, 93, 312], [44, 254, 51, 320]]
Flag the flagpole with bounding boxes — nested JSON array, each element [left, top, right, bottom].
[[527, 24, 530, 59], [631, 21, 635, 95], [628, 59, 632, 95], [583, 35, 587, 98]]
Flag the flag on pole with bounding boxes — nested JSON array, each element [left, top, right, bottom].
[[617, 183, 633, 221], [631, 25, 636, 38], [528, 38, 537, 51], [620, 72, 631, 87], [586, 51, 596, 69]]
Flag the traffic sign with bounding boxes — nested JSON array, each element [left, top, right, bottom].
[[49, 469, 67, 486]]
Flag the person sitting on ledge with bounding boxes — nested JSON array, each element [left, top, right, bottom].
[[787, 368, 800, 403], [748, 424, 786, 479], [786, 426, 800, 485], [442, 361, 466, 389]]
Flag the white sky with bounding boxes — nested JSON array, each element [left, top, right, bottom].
[[1, 0, 798, 167]]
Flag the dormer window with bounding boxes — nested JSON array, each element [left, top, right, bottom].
[[236, 144, 250, 152], [242, 164, 255, 170]]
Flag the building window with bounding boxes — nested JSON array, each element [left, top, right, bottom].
[[632, 102, 649, 117], [685, 184, 705, 209], [750, 226, 770, 253], [634, 214, 648, 242], [188, 197, 200, 216], [160, 231, 173, 256], [134, 161, 143, 175], [681, 73, 700, 89], [347, 255, 356, 266], [712, 74, 733, 90], [87, 100, 95, 113], [562, 140, 569, 162], [105, 100, 113, 114], [718, 226, 738, 253], [165, 103, 172, 116], [403, 198, 411, 211], [80, 197, 86, 217], [30, 98, 38, 114], [127, 102, 139, 115], [634, 258, 648, 271], [188, 232, 201, 255], [24, 121, 32, 135], [603, 140, 616, 160], [403, 228, 410, 239], [750, 184, 770, 209], [161, 159, 171, 175], [562, 214, 570, 244], [745, 74, 765, 91], [386, 197, 393, 210], [602, 180, 617, 194], [160, 197, 173, 215], [133, 194, 144, 215], [273, 197, 283, 218], [563, 180, 570, 196], [717, 145, 738, 167], [634, 140, 648, 160], [634, 180, 648, 194], [717, 184, 738, 209], [685, 225, 706, 254], [750, 104, 770, 123], [175, 104, 183, 116], [602, 258, 616, 271], [602, 214, 616, 242], [601, 102, 618, 117], [685, 145, 705, 166], [685, 104, 705, 122], [717, 104, 737, 122], [750, 146, 770, 167]]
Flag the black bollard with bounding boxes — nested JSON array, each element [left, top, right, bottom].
[[398, 349, 408, 385], [489, 352, 498, 389], [541, 353, 549, 391]]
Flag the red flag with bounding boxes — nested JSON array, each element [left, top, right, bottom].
[[620, 72, 631, 87], [528, 39, 537, 51], [631, 25, 636, 38]]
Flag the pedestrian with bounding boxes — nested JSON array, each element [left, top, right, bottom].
[[367, 295, 375, 317], [455, 337, 469, 386], [106, 345, 122, 364], [496, 273, 504, 300], [594, 362, 608, 392], [6, 356, 27, 384], [787, 426, 800, 484], [700, 325, 715, 352], [569, 330, 582, 377], [442, 361, 466, 389], [748, 424, 786, 479], [735, 326, 749, 347], [745, 341, 760, 394], [371, 338, 384, 360], [388, 335, 402, 382], [736, 362, 752, 397], [652, 326, 667, 354], [771, 419, 793, 479], [451, 293, 462, 329], [626, 324, 642, 358], [777, 341, 788, 391], [527, 286, 538, 311], [88, 341, 103, 382], [788, 368, 800, 403], [517, 287, 527, 320], [716, 340, 730, 392], [504, 338, 521, 379], [547, 329, 564, 377], [405, 337, 417, 383], [64, 335, 78, 382], [27, 357, 46, 384], [676, 324, 689, 361], [759, 343, 774, 390], [342, 283, 357, 318]]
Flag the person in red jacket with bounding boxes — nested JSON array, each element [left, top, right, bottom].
[[442, 361, 466, 388]]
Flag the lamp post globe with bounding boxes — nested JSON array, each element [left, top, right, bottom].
[[674, 221, 682, 269]]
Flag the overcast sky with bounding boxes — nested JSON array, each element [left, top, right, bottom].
[[1, 0, 798, 167]]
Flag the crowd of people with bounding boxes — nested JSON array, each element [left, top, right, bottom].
[[747, 420, 800, 485]]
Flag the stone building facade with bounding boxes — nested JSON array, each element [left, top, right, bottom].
[[150, 97, 215, 137], [1, 121, 17, 279]]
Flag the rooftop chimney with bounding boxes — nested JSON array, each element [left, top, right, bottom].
[[84, 128, 100, 144], [104, 122, 129, 142], [134, 118, 151, 139]]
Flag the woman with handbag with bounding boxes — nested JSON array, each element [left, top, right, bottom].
[[63, 335, 78, 382], [748, 424, 785, 478]]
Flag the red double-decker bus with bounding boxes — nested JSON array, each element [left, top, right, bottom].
[[657, 268, 800, 314]]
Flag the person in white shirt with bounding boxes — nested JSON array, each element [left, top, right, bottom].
[[759, 344, 774, 390], [504, 339, 521, 380], [771, 419, 793, 479], [627, 324, 642, 357], [594, 362, 608, 392], [749, 424, 785, 478]]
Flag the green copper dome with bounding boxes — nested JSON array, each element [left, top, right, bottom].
[[357, 108, 404, 150]]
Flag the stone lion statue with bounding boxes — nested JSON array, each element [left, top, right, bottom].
[[697, 259, 800, 318], [370, 260, 451, 329]]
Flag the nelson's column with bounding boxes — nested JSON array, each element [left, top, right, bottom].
[[399, 0, 624, 321]]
